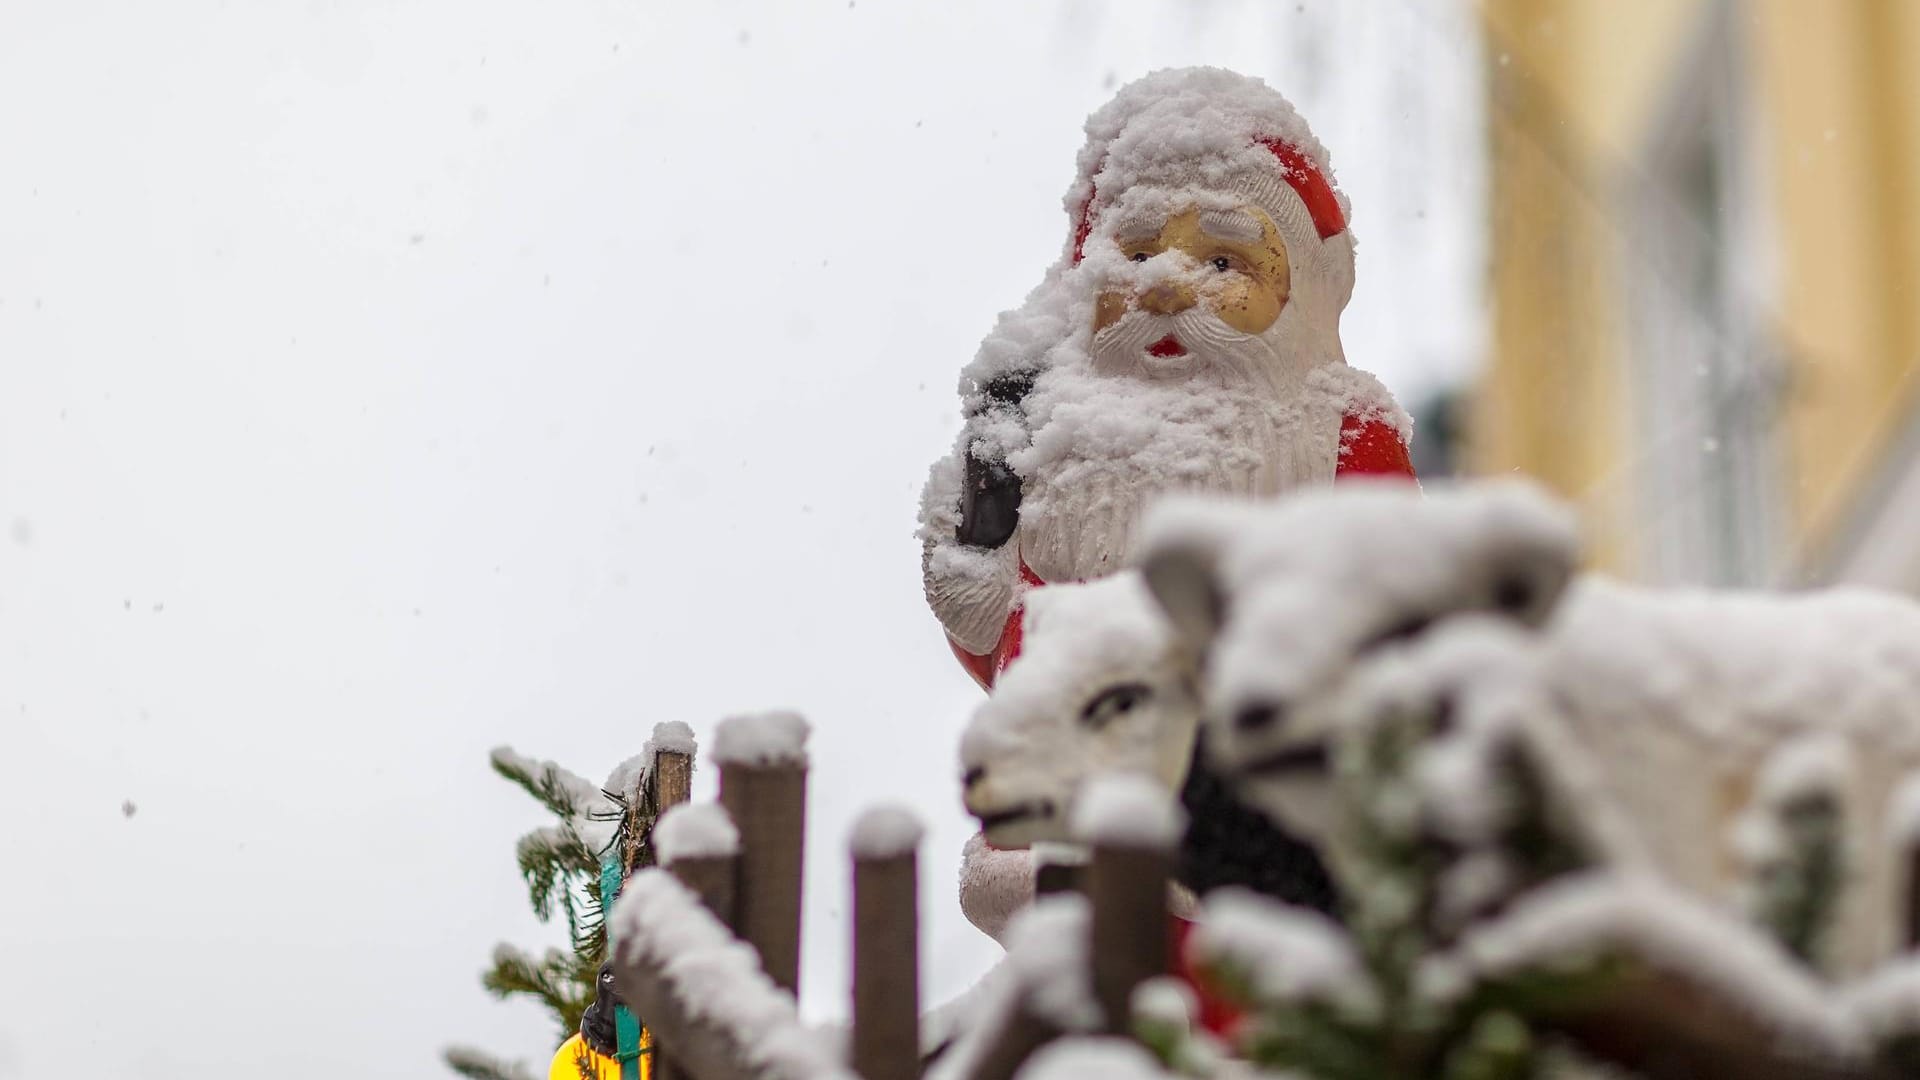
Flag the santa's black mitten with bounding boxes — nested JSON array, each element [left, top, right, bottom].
[[954, 370, 1035, 549]]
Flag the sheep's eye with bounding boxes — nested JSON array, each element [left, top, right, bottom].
[[1491, 575, 1534, 616], [1080, 682, 1152, 728], [1210, 255, 1232, 272], [1363, 614, 1432, 652], [1129, 251, 1151, 263]]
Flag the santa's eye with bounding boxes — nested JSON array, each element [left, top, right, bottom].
[[1129, 251, 1151, 263], [1210, 256, 1233, 272]]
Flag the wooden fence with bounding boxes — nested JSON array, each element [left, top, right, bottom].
[[606, 726, 1920, 1080]]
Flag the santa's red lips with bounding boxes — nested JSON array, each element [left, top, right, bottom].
[[1146, 334, 1188, 359]]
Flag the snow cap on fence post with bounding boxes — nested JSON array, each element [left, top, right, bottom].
[[851, 802, 925, 861], [715, 710, 810, 994], [655, 802, 741, 865], [1071, 772, 1186, 851], [1014, 1036, 1168, 1079], [655, 802, 741, 935], [712, 710, 810, 767], [850, 803, 924, 1080]]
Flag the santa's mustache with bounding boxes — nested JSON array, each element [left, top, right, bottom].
[[1090, 307, 1280, 386]]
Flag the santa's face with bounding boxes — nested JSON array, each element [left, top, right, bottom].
[[1091, 206, 1292, 375]]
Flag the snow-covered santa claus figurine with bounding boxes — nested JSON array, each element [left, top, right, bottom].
[[921, 67, 1414, 689]]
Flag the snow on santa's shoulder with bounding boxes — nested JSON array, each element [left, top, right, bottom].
[[1069, 771, 1184, 850], [712, 710, 810, 767], [611, 868, 856, 1080], [1315, 363, 1412, 447], [653, 802, 740, 864], [1449, 871, 1865, 1058], [1013, 1037, 1172, 1080], [849, 803, 925, 860], [1189, 887, 1374, 1014]]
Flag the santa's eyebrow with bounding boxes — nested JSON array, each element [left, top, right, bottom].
[[1198, 209, 1265, 244], [1110, 214, 1166, 245]]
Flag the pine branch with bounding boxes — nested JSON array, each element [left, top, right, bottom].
[[483, 944, 596, 1039], [443, 1046, 538, 1080], [491, 746, 609, 822]]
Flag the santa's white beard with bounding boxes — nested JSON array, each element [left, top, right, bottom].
[[1013, 308, 1344, 584]]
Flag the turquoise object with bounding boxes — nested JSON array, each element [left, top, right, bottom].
[[601, 852, 644, 1080]]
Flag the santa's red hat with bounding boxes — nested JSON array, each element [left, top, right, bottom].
[[1062, 67, 1356, 335]]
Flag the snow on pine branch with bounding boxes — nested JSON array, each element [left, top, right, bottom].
[[1188, 888, 1375, 1016], [612, 868, 855, 1080], [1442, 872, 1866, 1060]]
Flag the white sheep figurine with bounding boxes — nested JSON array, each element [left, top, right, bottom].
[[1137, 479, 1920, 976], [958, 572, 1338, 912]]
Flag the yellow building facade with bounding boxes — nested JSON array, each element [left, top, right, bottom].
[[1476, 0, 1920, 589]]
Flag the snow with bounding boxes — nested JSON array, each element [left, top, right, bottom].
[[651, 720, 699, 758], [1890, 773, 1920, 849], [491, 745, 609, 816], [1004, 895, 1102, 1032], [611, 868, 856, 1080], [924, 897, 1099, 1080], [1756, 733, 1854, 807], [654, 803, 740, 864], [1129, 976, 1197, 1028], [603, 753, 651, 805], [1448, 872, 1864, 1059], [1143, 478, 1920, 974], [604, 721, 702, 803], [1188, 887, 1375, 1014], [1842, 958, 1920, 1043], [1069, 771, 1184, 850], [1013, 1037, 1170, 1079], [849, 803, 925, 860], [712, 710, 811, 768]]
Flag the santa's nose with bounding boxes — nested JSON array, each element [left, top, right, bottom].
[[1137, 282, 1196, 316]]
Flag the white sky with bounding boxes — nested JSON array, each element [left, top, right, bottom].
[[0, 2, 1480, 1076]]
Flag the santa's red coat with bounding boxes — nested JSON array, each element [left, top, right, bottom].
[[949, 412, 1416, 689]]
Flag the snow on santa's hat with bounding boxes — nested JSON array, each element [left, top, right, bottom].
[[1064, 67, 1356, 329]]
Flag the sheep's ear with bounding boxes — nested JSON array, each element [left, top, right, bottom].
[[1139, 503, 1232, 648], [1142, 542, 1226, 646]]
